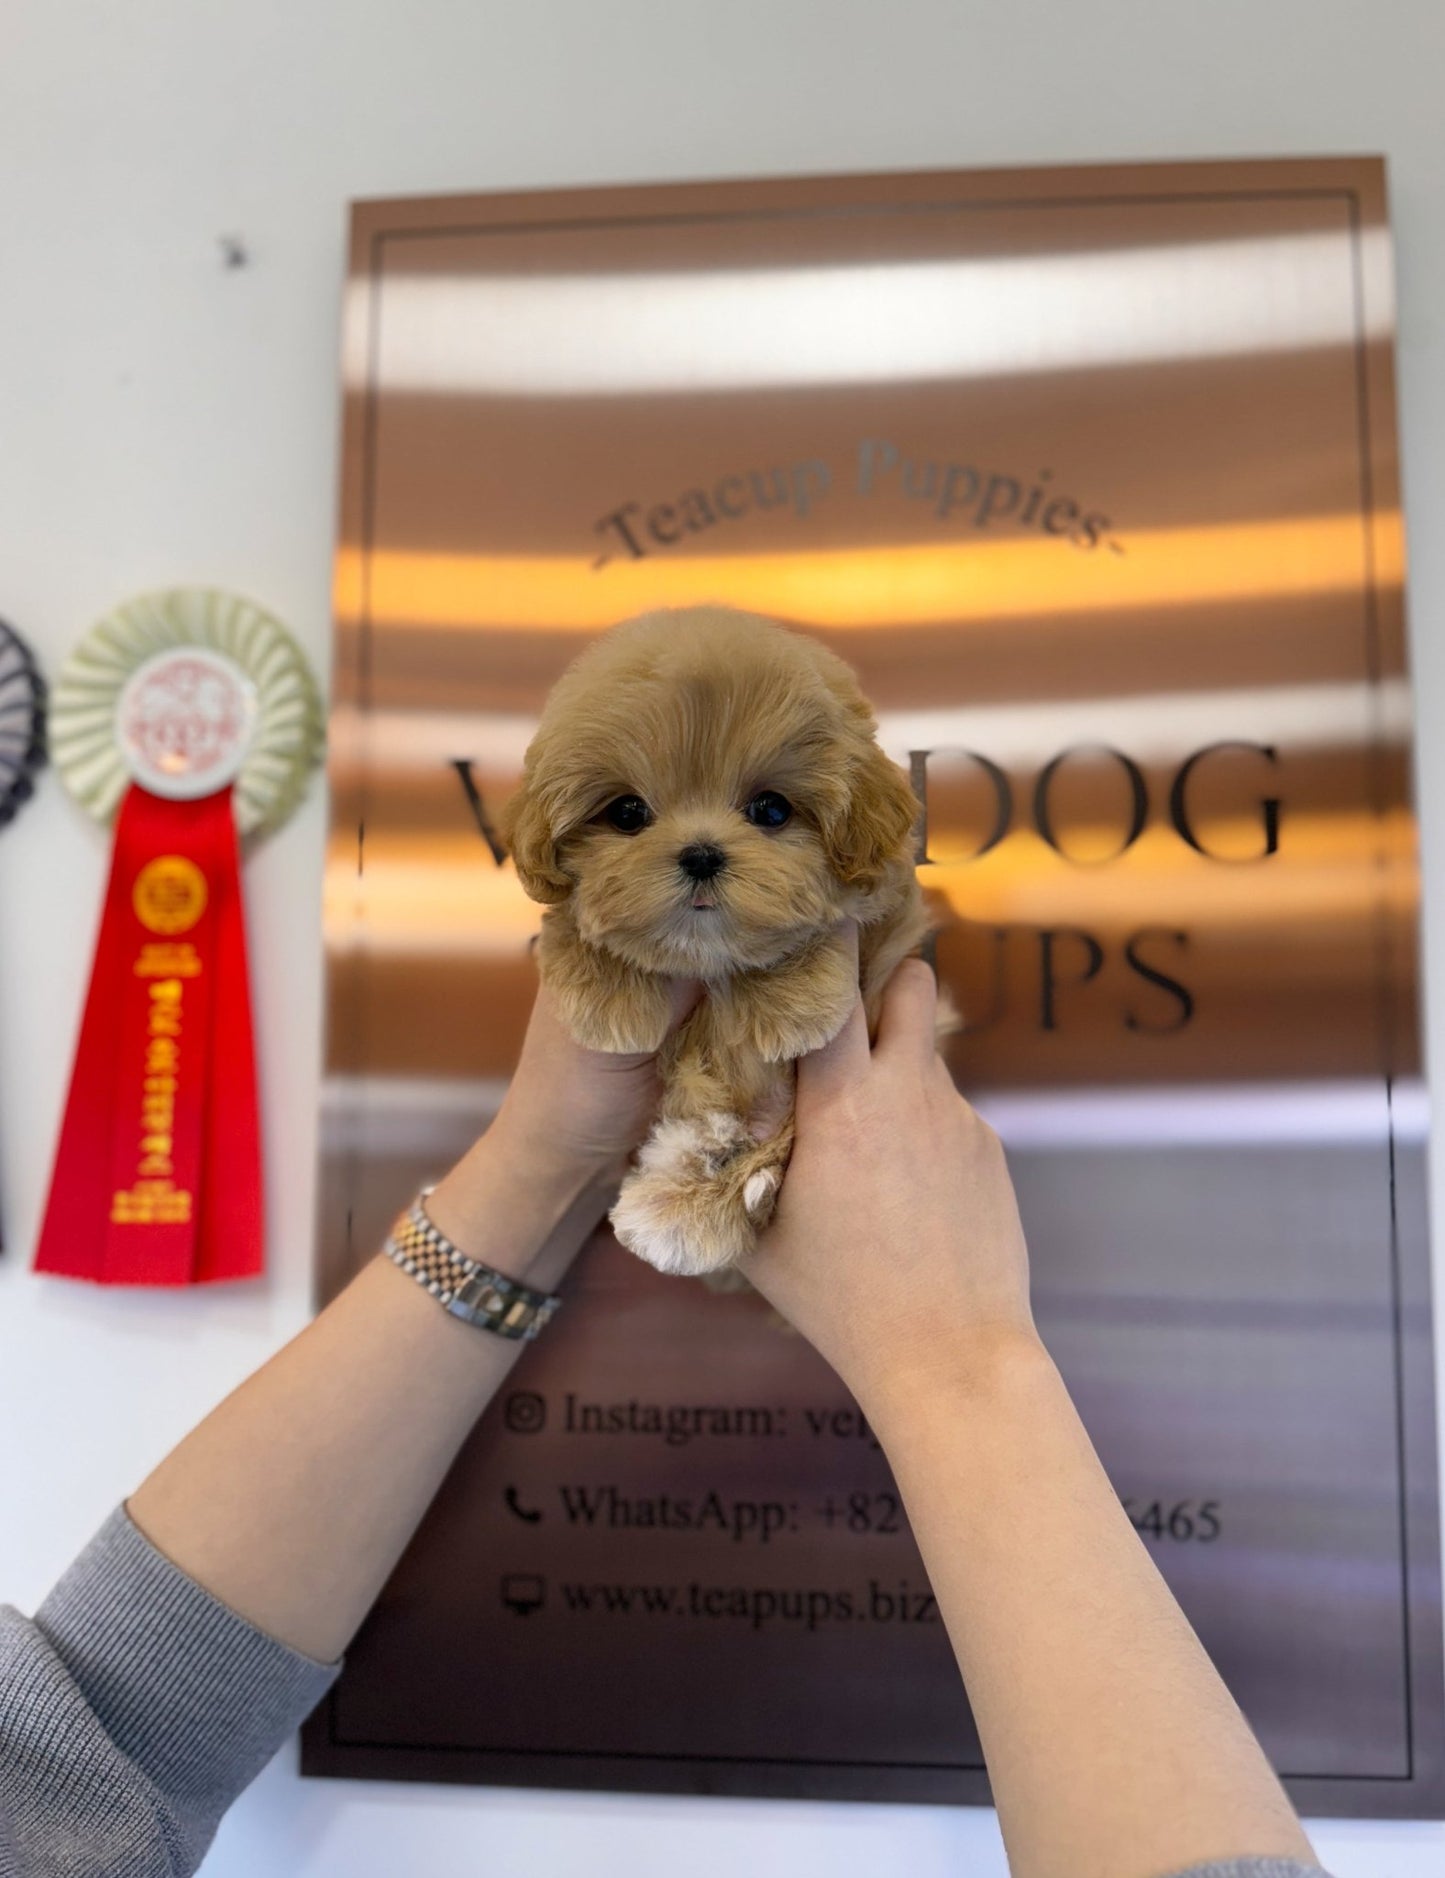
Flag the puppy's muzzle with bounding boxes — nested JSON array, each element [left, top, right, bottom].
[[678, 843, 726, 882]]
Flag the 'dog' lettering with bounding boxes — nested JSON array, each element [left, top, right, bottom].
[[910, 741, 1283, 867]]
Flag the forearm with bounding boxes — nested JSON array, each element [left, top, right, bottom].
[[867, 1332, 1316, 1878], [127, 1129, 620, 1664]]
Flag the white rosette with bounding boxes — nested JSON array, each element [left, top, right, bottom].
[[49, 588, 324, 838]]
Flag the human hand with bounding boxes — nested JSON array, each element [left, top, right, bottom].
[[487, 964, 704, 1183], [425, 962, 703, 1286], [743, 932, 1038, 1424]]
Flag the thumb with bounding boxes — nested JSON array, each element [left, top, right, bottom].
[[664, 975, 705, 1033], [795, 992, 869, 1114], [795, 920, 869, 1111]]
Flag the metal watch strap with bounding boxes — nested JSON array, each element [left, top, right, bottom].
[[382, 1190, 562, 1341]]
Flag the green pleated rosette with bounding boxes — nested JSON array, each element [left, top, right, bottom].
[[0, 619, 46, 831], [49, 588, 324, 841]]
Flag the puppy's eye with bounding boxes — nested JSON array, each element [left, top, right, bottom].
[[601, 795, 652, 834], [744, 790, 793, 829]]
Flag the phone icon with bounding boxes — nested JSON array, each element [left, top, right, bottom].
[[504, 1485, 543, 1524]]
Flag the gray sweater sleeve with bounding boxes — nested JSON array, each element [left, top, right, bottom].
[[0, 1510, 1335, 1878], [1163, 1868, 1333, 1878], [0, 1505, 337, 1878]]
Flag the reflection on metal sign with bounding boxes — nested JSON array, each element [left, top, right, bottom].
[[304, 159, 1443, 1815]]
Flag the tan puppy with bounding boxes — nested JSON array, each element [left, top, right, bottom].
[[502, 604, 940, 1276]]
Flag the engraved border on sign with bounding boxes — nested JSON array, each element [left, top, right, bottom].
[[312, 171, 1430, 1808]]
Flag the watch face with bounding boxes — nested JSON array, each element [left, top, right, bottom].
[[0, 619, 46, 831]]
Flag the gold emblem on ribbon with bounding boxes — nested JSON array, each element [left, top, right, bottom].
[[133, 856, 208, 935]]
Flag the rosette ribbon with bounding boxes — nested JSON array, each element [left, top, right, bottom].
[[0, 617, 46, 831], [35, 590, 322, 1285], [0, 617, 47, 1254]]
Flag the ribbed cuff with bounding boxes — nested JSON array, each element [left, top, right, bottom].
[[1163, 1862, 1334, 1878], [35, 1506, 339, 1837]]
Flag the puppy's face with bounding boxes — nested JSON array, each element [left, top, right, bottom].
[[503, 608, 919, 978]]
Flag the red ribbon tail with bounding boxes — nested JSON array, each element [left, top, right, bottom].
[[32, 811, 139, 1281], [34, 783, 264, 1285], [196, 799, 263, 1281]]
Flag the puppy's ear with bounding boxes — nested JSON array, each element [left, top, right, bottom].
[[822, 741, 922, 894], [500, 778, 574, 904]]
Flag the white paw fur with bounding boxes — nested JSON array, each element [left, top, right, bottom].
[[639, 1110, 750, 1180], [610, 1111, 762, 1276], [742, 1168, 779, 1216], [609, 1179, 705, 1276]]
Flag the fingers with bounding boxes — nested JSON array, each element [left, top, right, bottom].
[[872, 955, 939, 1072], [796, 993, 869, 1107], [837, 915, 860, 977], [664, 975, 706, 1032], [795, 921, 869, 1106]]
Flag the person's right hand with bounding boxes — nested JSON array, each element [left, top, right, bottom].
[[744, 934, 1040, 1425]]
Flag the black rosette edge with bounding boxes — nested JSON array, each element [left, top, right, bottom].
[[0, 619, 46, 830]]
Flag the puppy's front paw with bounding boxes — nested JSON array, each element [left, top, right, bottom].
[[554, 972, 671, 1054], [741, 1000, 851, 1064], [728, 936, 857, 1063]]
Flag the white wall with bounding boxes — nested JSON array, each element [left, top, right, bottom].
[[1, 2, 1442, 1871]]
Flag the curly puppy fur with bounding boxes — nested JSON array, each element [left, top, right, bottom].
[[501, 605, 949, 1276]]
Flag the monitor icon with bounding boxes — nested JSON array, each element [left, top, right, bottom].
[[501, 1573, 546, 1617]]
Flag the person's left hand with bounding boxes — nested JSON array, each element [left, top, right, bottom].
[[488, 967, 704, 1183], [423, 966, 704, 1287]]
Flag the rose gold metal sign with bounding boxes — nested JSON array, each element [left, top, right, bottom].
[[304, 159, 1443, 1814]]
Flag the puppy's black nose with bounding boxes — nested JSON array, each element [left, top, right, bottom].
[[678, 842, 726, 881]]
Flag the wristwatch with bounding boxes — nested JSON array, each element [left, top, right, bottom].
[[382, 1188, 562, 1341]]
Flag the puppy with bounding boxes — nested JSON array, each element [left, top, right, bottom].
[[501, 604, 945, 1277]]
